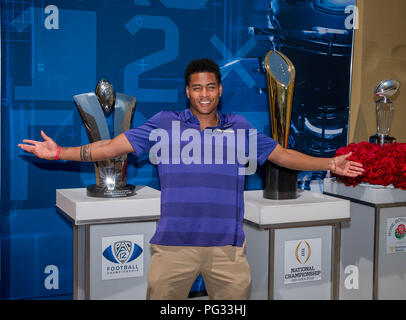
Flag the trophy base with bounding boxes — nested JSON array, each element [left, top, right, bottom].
[[369, 134, 396, 145], [86, 184, 136, 198], [263, 162, 298, 200]]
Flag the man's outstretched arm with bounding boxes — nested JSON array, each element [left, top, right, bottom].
[[267, 144, 364, 178], [18, 130, 134, 161]]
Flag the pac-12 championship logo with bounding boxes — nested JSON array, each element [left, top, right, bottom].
[[103, 240, 142, 264], [102, 235, 144, 280]]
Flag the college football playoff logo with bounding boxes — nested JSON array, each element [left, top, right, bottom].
[[295, 240, 311, 264]]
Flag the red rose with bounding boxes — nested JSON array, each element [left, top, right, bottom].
[[397, 224, 405, 236]]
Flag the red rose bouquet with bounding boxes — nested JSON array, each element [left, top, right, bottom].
[[332, 142, 406, 190]]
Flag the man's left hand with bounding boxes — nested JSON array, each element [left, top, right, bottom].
[[332, 152, 365, 177]]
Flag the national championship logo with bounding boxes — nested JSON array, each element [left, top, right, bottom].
[[284, 238, 322, 284]]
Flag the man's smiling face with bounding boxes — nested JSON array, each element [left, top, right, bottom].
[[186, 72, 223, 117]]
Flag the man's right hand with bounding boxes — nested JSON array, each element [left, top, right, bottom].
[[18, 130, 59, 160], [18, 131, 134, 162]]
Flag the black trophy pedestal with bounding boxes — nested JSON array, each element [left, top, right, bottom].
[[369, 134, 396, 145], [86, 184, 136, 198], [263, 162, 298, 200]]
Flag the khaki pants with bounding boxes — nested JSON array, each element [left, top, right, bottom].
[[146, 241, 251, 300]]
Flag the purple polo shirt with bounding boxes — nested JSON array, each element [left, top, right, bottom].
[[124, 109, 277, 247]]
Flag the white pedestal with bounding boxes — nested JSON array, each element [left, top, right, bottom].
[[243, 189, 350, 300], [56, 185, 161, 225], [324, 178, 406, 300], [56, 186, 161, 300]]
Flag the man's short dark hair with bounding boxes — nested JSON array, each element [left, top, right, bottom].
[[184, 58, 221, 86]]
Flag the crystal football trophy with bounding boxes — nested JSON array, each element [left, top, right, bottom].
[[263, 49, 297, 200], [369, 79, 400, 145], [74, 79, 136, 198]]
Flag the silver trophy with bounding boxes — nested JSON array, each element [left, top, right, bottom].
[[74, 79, 136, 198], [369, 79, 400, 145]]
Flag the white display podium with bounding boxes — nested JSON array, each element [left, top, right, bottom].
[[56, 186, 161, 300], [324, 178, 406, 300], [56, 185, 353, 300], [243, 189, 350, 300]]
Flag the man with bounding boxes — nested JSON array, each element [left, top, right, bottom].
[[18, 58, 364, 300]]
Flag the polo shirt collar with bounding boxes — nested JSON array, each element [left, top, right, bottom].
[[182, 108, 226, 128]]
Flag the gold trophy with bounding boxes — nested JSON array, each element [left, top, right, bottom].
[[263, 49, 297, 199]]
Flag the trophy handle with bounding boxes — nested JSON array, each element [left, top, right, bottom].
[[114, 92, 136, 137], [74, 93, 111, 142]]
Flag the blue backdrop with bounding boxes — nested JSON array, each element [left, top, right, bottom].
[[1, 0, 355, 299]]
